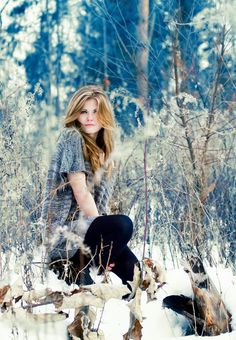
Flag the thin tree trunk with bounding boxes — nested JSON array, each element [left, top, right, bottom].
[[103, 18, 110, 91], [45, 0, 52, 107], [55, 0, 62, 115], [172, 22, 207, 256], [136, 0, 149, 107]]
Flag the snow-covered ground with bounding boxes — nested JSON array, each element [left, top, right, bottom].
[[0, 253, 236, 340]]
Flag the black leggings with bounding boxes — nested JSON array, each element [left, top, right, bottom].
[[72, 214, 139, 284]]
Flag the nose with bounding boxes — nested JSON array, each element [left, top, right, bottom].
[[87, 112, 94, 121]]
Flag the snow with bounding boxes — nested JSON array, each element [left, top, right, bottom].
[[1, 257, 236, 340]]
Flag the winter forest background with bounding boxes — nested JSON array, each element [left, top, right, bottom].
[[0, 0, 236, 338]]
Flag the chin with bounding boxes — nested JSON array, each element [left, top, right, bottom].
[[85, 129, 97, 135]]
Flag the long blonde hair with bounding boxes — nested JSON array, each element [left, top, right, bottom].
[[64, 85, 116, 178]]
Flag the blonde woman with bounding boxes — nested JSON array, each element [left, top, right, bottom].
[[41, 85, 138, 286]]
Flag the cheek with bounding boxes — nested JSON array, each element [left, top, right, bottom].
[[77, 115, 84, 124], [97, 121, 102, 129]]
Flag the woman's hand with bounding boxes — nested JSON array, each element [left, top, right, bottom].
[[106, 262, 115, 271]]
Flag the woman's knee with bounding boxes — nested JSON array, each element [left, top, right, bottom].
[[86, 214, 134, 244], [114, 214, 133, 241]]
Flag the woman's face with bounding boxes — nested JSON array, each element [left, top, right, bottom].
[[77, 98, 102, 139]]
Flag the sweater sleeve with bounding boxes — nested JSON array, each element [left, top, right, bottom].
[[58, 129, 88, 180]]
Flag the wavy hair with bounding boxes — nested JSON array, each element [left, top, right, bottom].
[[64, 85, 116, 178]]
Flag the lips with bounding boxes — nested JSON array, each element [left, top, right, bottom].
[[85, 124, 95, 126]]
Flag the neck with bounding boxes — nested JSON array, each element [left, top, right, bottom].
[[88, 132, 98, 141]]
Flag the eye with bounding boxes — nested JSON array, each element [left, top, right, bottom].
[[80, 110, 87, 114]]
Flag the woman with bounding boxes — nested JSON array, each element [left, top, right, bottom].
[[41, 85, 138, 286]]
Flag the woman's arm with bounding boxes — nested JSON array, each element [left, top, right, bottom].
[[68, 172, 99, 217]]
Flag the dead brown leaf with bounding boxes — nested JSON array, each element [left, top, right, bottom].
[[56, 291, 104, 310], [31, 312, 68, 323], [123, 319, 143, 340], [127, 264, 141, 299], [67, 310, 85, 339], [143, 258, 166, 284], [23, 288, 52, 304], [128, 287, 142, 322], [0, 285, 10, 305], [85, 283, 130, 301]]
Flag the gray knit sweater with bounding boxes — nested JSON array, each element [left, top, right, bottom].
[[41, 128, 116, 260]]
